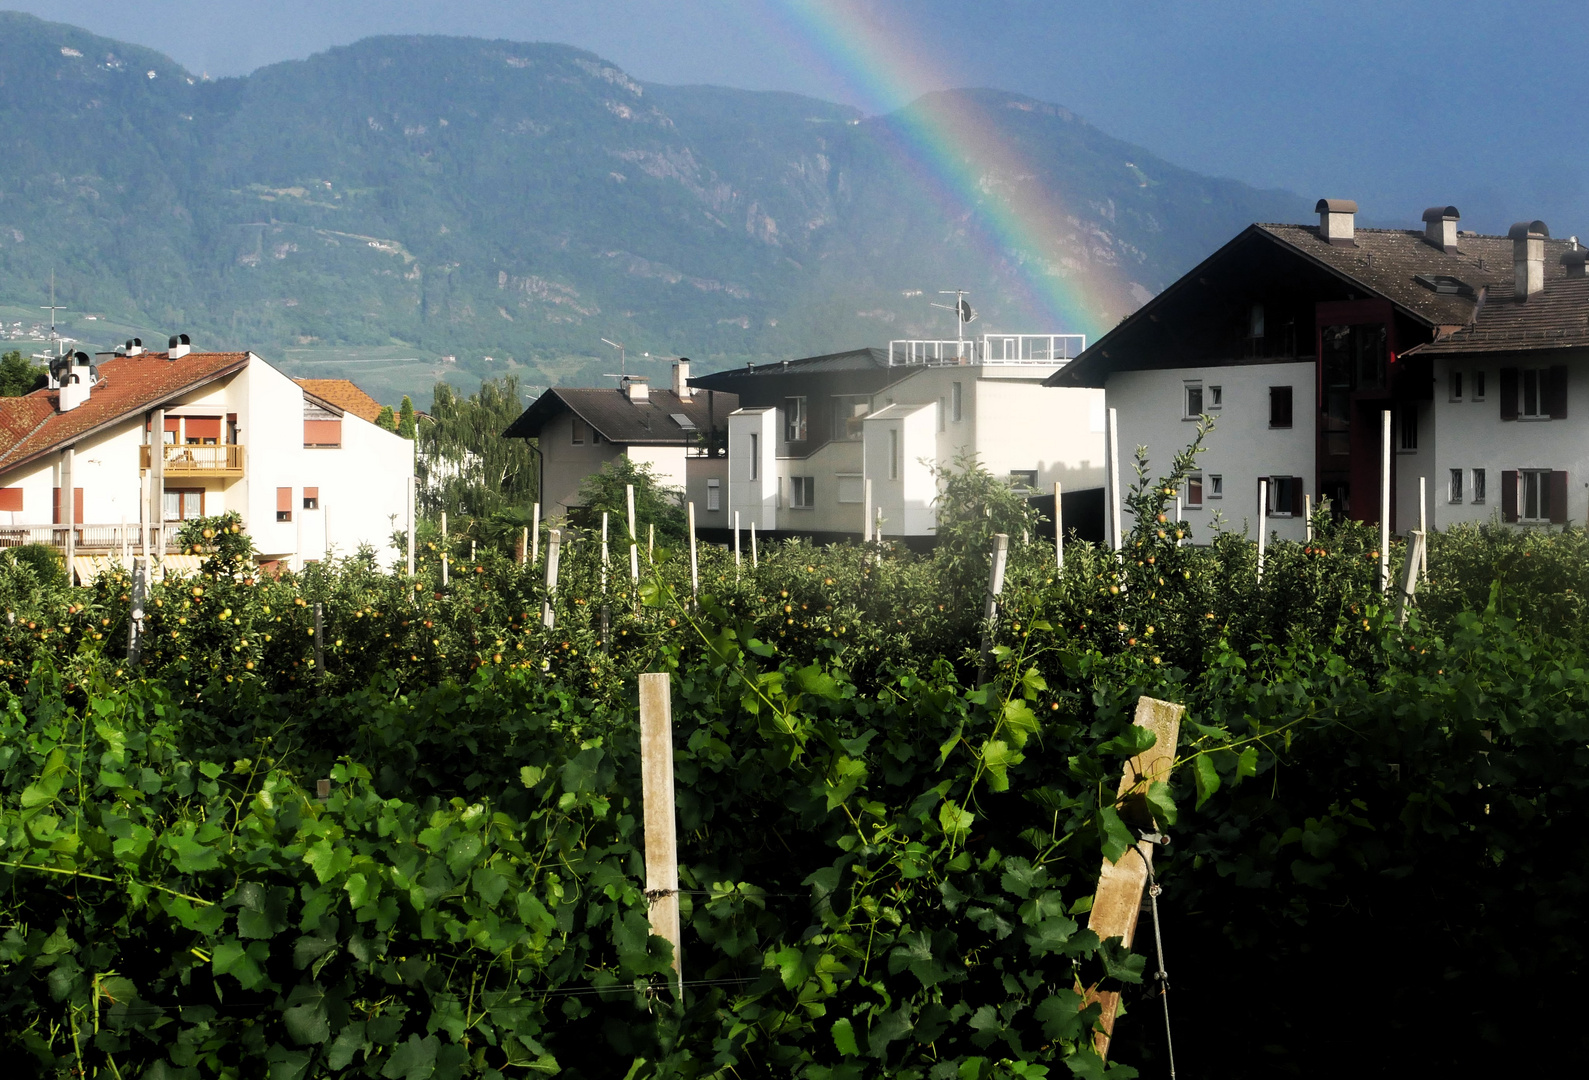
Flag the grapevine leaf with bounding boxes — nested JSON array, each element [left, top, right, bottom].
[[1193, 754, 1221, 808], [831, 1017, 859, 1057], [1097, 805, 1134, 864], [1145, 780, 1178, 827]]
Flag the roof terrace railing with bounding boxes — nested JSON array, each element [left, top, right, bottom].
[[887, 333, 1086, 367]]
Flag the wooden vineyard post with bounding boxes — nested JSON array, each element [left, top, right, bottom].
[[1304, 493, 1313, 542], [750, 522, 758, 568], [639, 672, 684, 999], [1380, 408, 1392, 593], [1418, 475, 1429, 583], [733, 511, 741, 572], [517, 527, 528, 566], [601, 512, 610, 593], [531, 502, 541, 564], [1107, 407, 1122, 552], [542, 528, 562, 628], [441, 511, 450, 586], [314, 602, 325, 673], [863, 479, 873, 543], [627, 484, 640, 584], [1055, 480, 1064, 571], [1084, 695, 1185, 1061], [1397, 529, 1425, 627], [127, 557, 146, 665], [687, 502, 699, 601], [648, 523, 654, 564], [62, 446, 75, 578], [977, 533, 1010, 686], [1256, 479, 1268, 584], [406, 476, 416, 578]]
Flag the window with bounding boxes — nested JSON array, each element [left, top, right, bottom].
[[1398, 404, 1418, 452], [784, 396, 807, 442], [749, 434, 759, 480], [1508, 365, 1567, 420], [888, 428, 899, 480], [1269, 386, 1294, 429], [1472, 468, 1486, 505], [938, 397, 946, 433], [303, 487, 320, 510], [706, 478, 721, 512], [0, 488, 21, 512], [1208, 385, 1223, 409], [836, 475, 864, 504], [951, 382, 963, 422], [1008, 470, 1037, 491], [1473, 370, 1486, 402], [1185, 382, 1204, 418], [52, 487, 84, 524], [304, 419, 342, 448], [185, 416, 221, 445], [1522, 369, 1545, 418], [1523, 469, 1553, 521], [1187, 473, 1204, 509], [1449, 468, 1463, 503], [790, 476, 815, 508], [1450, 371, 1464, 402], [833, 396, 870, 441], [571, 418, 584, 445], [163, 489, 202, 522], [276, 487, 292, 523], [1249, 303, 1265, 339], [1209, 474, 1223, 499], [1264, 476, 1300, 517]]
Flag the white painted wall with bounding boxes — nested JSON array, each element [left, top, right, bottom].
[[727, 408, 777, 531], [864, 403, 937, 536], [773, 439, 865, 533], [626, 444, 687, 500], [1107, 361, 1315, 543]]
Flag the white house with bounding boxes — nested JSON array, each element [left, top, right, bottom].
[[1048, 200, 1586, 541], [0, 339, 414, 574], [691, 335, 1103, 540]]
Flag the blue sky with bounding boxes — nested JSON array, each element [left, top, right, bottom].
[[14, 0, 1588, 235]]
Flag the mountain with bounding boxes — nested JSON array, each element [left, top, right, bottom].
[[0, 11, 1309, 403]]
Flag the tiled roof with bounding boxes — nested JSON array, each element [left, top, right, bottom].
[[1405, 275, 1589, 356], [688, 347, 893, 390], [0, 351, 249, 476], [502, 386, 738, 444], [292, 379, 386, 423]]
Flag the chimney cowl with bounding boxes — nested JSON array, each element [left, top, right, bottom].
[[1421, 205, 1461, 254], [1510, 221, 1550, 299], [672, 358, 692, 401], [54, 351, 97, 412], [1562, 248, 1588, 277], [167, 333, 191, 360], [1316, 198, 1358, 246]]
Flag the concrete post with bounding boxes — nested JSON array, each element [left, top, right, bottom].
[[687, 501, 699, 599], [1380, 409, 1392, 593], [1055, 481, 1064, 571], [639, 672, 683, 999], [542, 528, 562, 628], [1257, 479, 1268, 584]]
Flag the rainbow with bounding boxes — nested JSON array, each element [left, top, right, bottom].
[[761, 0, 1138, 340]]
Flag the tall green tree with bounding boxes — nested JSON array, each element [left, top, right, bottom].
[[570, 456, 687, 543], [396, 396, 417, 440], [0, 351, 43, 397], [417, 376, 537, 519], [375, 404, 396, 432]]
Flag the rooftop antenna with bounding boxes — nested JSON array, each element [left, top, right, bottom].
[[600, 338, 627, 381], [40, 269, 65, 357], [930, 289, 977, 344]]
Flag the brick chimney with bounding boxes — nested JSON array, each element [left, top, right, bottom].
[[672, 358, 692, 401], [623, 375, 650, 403], [1316, 199, 1358, 246], [1508, 220, 1550, 299], [1421, 205, 1460, 254]]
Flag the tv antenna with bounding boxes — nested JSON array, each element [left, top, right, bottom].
[[40, 269, 65, 357], [600, 338, 627, 380], [930, 289, 977, 343]]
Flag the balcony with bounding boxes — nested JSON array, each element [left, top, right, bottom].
[[0, 522, 182, 552], [887, 334, 1087, 367], [140, 443, 246, 477]]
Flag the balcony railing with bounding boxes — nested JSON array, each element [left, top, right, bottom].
[[0, 523, 182, 552], [140, 443, 246, 476], [887, 333, 1087, 367]]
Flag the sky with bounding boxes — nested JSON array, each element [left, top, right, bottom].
[[11, 0, 1589, 236]]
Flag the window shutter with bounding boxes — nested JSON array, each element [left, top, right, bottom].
[[277, 487, 293, 513], [1547, 366, 1569, 419], [304, 487, 319, 501], [0, 488, 21, 512], [1500, 368, 1519, 420], [74, 488, 84, 523], [1550, 470, 1569, 524], [1291, 480, 1305, 516], [1501, 470, 1518, 522], [52, 487, 60, 525], [303, 419, 342, 447]]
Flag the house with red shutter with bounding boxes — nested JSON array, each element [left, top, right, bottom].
[[1048, 200, 1585, 540], [0, 337, 413, 577]]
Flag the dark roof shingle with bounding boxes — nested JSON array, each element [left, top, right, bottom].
[[1405, 274, 1589, 356], [502, 386, 738, 443]]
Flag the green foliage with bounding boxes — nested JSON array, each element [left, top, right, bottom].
[[930, 449, 1043, 608], [0, 350, 44, 397], [0, 543, 64, 589], [569, 457, 686, 544], [375, 404, 397, 432], [418, 378, 535, 520], [397, 397, 417, 441]]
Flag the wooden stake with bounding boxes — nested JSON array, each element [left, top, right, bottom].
[[750, 522, 758, 568], [542, 528, 562, 627], [1106, 407, 1122, 552], [406, 476, 416, 577], [1380, 408, 1392, 593], [1055, 480, 1064, 571], [627, 484, 640, 582], [1418, 475, 1429, 583], [517, 527, 527, 566], [648, 523, 654, 563], [313, 602, 324, 672], [441, 511, 449, 587], [1084, 695, 1185, 1061], [1397, 529, 1425, 627], [733, 510, 741, 571], [601, 512, 610, 593], [127, 556, 146, 666], [1304, 493, 1313, 542], [639, 672, 683, 999], [61, 447, 75, 581], [863, 478, 873, 543], [470, 540, 476, 563], [687, 502, 699, 599], [1256, 479, 1268, 584], [977, 533, 1010, 686], [531, 502, 541, 564]]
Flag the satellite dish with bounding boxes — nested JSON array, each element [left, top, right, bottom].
[[959, 299, 978, 325]]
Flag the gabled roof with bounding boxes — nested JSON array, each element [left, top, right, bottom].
[[1406, 274, 1589, 356], [0, 350, 250, 475], [292, 379, 385, 423], [688, 347, 896, 390], [1049, 222, 1579, 386], [501, 386, 738, 444]]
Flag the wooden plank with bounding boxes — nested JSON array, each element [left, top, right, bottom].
[[542, 528, 561, 627], [687, 501, 699, 599], [1055, 480, 1064, 571], [1084, 695, 1185, 1060], [639, 672, 683, 998], [1397, 529, 1425, 627]]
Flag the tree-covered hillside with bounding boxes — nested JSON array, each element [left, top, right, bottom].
[[0, 12, 1307, 402]]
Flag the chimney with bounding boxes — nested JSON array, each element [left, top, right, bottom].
[[1421, 205, 1460, 254], [125, 337, 146, 357], [54, 351, 96, 412], [672, 358, 692, 400], [1508, 220, 1550, 299], [623, 375, 650, 403], [1316, 198, 1358, 246], [167, 333, 191, 360]]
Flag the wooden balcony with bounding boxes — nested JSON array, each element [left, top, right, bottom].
[[140, 443, 245, 477]]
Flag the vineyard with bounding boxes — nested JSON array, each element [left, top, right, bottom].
[[1, 453, 1587, 1077]]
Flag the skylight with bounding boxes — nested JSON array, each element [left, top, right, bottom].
[[670, 413, 697, 431]]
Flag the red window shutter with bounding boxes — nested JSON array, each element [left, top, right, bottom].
[[1550, 470, 1569, 524], [1501, 470, 1518, 522], [303, 486, 319, 501], [277, 487, 292, 513], [1500, 368, 1519, 420], [52, 487, 60, 524], [186, 416, 221, 441], [74, 488, 84, 523], [1547, 366, 1569, 419], [1291, 480, 1305, 516], [164, 417, 181, 434], [304, 419, 342, 447], [0, 488, 21, 512]]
